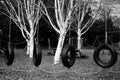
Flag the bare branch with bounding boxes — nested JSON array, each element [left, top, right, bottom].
[[41, 1, 60, 33], [81, 14, 98, 35]]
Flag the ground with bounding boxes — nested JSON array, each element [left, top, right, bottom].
[[0, 49, 120, 80]]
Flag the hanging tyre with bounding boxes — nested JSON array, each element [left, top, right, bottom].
[[61, 45, 76, 68], [33, 41, 42, 66], [93, 43, 118, 68], [4, 44, 14, 65]]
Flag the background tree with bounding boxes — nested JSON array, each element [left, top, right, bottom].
[[71, 0, 99, 53], [0, 0, 43, 58], [96, 0, 120, 43], [83, 0, 120, 47]]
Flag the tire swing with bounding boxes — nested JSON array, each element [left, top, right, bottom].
[[61, 44, 76, 68], [93, 44, 117, 68], [4, 18, 14, 65], [33, 40, 42, 66], [33, 25, 42, 66], [4, 44, 14, 65], [93, 11, 117, 68]]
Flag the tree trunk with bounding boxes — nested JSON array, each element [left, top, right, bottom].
[[26, 21, 35, 58], [54, 34, 66, 64], [77, 29, 82, 51], [27, 21, 34, 58], [26, 37, 34, 58], [26, 40, 30, 55], [29, 36, 34, 58], [26, 36, 34, 58]]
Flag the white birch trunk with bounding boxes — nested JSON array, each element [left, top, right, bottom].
[[26, 21, 34, 58], [29, 35, 34, 58], [26, 36, 34, 58], [77, 28, 82, 51], [26, 40, 30, 54], [54, 34, 66, 64]]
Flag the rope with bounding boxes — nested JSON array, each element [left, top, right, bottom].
[[8, 9, 12, 45]]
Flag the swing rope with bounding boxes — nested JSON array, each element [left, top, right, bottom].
[[105, 7, 108, 44], [9, 14, 11, 45]]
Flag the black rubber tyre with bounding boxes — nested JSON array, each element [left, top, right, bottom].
[[93, 43, 118, 68], [61, 45, 76, 68], [4, 44, 14, 65], [33, 41, 42, 67]]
